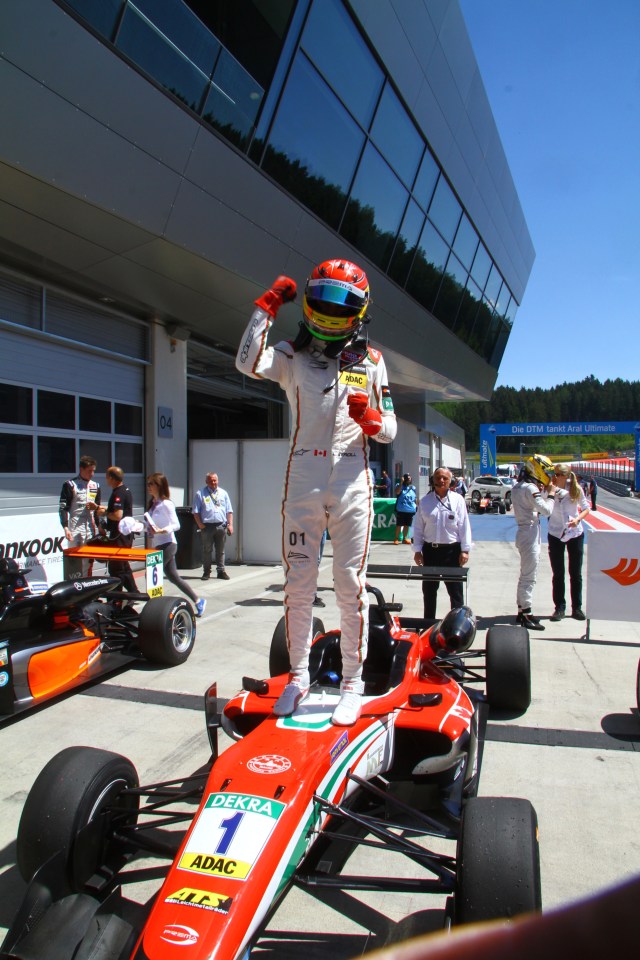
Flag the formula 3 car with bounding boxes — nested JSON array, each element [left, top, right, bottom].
[[0, 556, 196, 721], [0, 584, 539, 960], [467, 491, 507, 515]]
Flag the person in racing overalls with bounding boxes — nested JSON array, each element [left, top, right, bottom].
[[510, 454, 557, 631], [58, 455, 101, 580], [236, 260, 397, 725]]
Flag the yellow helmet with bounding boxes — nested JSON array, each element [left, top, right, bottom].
[[523, 453, 554, 486]]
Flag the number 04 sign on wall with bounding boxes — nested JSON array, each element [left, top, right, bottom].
[[146, 550, 164, 598]]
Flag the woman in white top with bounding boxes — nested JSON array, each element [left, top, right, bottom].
[[547, 463, 590, 622], [146, 473, 206, 617]]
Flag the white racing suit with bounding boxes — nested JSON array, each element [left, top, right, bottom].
[[511, 479, 554, 611], [236, 307, 397, 681]]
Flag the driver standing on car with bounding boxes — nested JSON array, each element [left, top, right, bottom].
[[59, 455, 101, 580], [511, 454, 557, 631], [235, 260, 397, 726], [412, 468, 472, 619]]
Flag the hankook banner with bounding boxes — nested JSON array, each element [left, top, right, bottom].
[[0, 514, 66, 590]]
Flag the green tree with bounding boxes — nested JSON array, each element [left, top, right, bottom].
[[432, 376, 639, 453]]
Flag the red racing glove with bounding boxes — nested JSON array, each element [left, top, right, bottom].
[[254, 275, 297, 318], [347, 392, 382, 436]]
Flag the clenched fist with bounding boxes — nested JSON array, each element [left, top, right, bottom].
[[254, 275, 297, 318]]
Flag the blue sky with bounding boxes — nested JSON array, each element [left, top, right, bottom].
[[459, 0, 640, 390]]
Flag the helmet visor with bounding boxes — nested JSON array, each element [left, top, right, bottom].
[[305, 279, 367, 318]]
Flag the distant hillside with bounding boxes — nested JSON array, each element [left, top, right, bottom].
[[432, 376, 640, 454]]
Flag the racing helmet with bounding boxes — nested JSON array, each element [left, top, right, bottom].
[[432, 606, 477, 654], [0, 558, 21, 583], [523, 453, 554, 486], [302, 259, 370, 341]]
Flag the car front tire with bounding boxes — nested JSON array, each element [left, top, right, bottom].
[[17, 746, 139, 891], [455, 796, 541, 923], [485, 624, 531, 712], [269, 615, 325, 676]]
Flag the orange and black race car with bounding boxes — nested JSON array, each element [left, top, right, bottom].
[[0, 556, 196, 721]]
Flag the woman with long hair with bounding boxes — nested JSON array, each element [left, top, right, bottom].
[[146, 473, 206, 617], [547, 463, 590, 621]]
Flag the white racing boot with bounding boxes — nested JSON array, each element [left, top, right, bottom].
[[331, 678, 364, 726], [273, 671, 310, 717]]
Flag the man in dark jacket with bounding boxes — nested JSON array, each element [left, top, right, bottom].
[[94, 466, 137, 594]]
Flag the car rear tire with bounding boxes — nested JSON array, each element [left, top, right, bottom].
[[137, 596, 196, 665], [455, 796, 541, 923], [17, 746, 139, 891], [486, 625, 531, 712], [636, 658, 640, 712], [269, 615, 325, 677], [498, 502, 506, 515]]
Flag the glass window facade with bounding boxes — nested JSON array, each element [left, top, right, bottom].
[[61, 0, 518, 369], [406, 221, 448, 313], [262, 54, 364, 228], [300, 0, 383, 127], [340, 144, 408, 271], [117, 4, 211, 114], [413, 150, 439, 213], [0, 383, 32, 425], [388, 199, 425, 287], [0, 381, 143, 476], [428, 178, 462, 245], [370, 85, 423, 189], [0, 433, 33, 473], [433, 252, 468, 330], [453, 215, 479, 271]]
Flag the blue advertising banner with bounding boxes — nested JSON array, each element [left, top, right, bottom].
[[479, 421, 640, 480]]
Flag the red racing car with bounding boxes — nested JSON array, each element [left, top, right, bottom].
[[1, 583, 539, 959]]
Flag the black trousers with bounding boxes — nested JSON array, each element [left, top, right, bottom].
[[421, 542, 464, 619], [107, 559, 137, 594], [107, 533, 137, 594], [547, 532, 584, 611]]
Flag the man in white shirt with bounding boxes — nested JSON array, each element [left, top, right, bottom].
[[412, 468, 472, 619]]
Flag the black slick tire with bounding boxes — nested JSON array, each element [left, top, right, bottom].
[[269, 615, 325, 677], [137, 596, 196, 665], [455, 795, 541, 923], [486, 624, 531, 712], [17, 746, 139, 891]]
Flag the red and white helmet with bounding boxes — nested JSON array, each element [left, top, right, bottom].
[[302, 259, 370, 341]]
